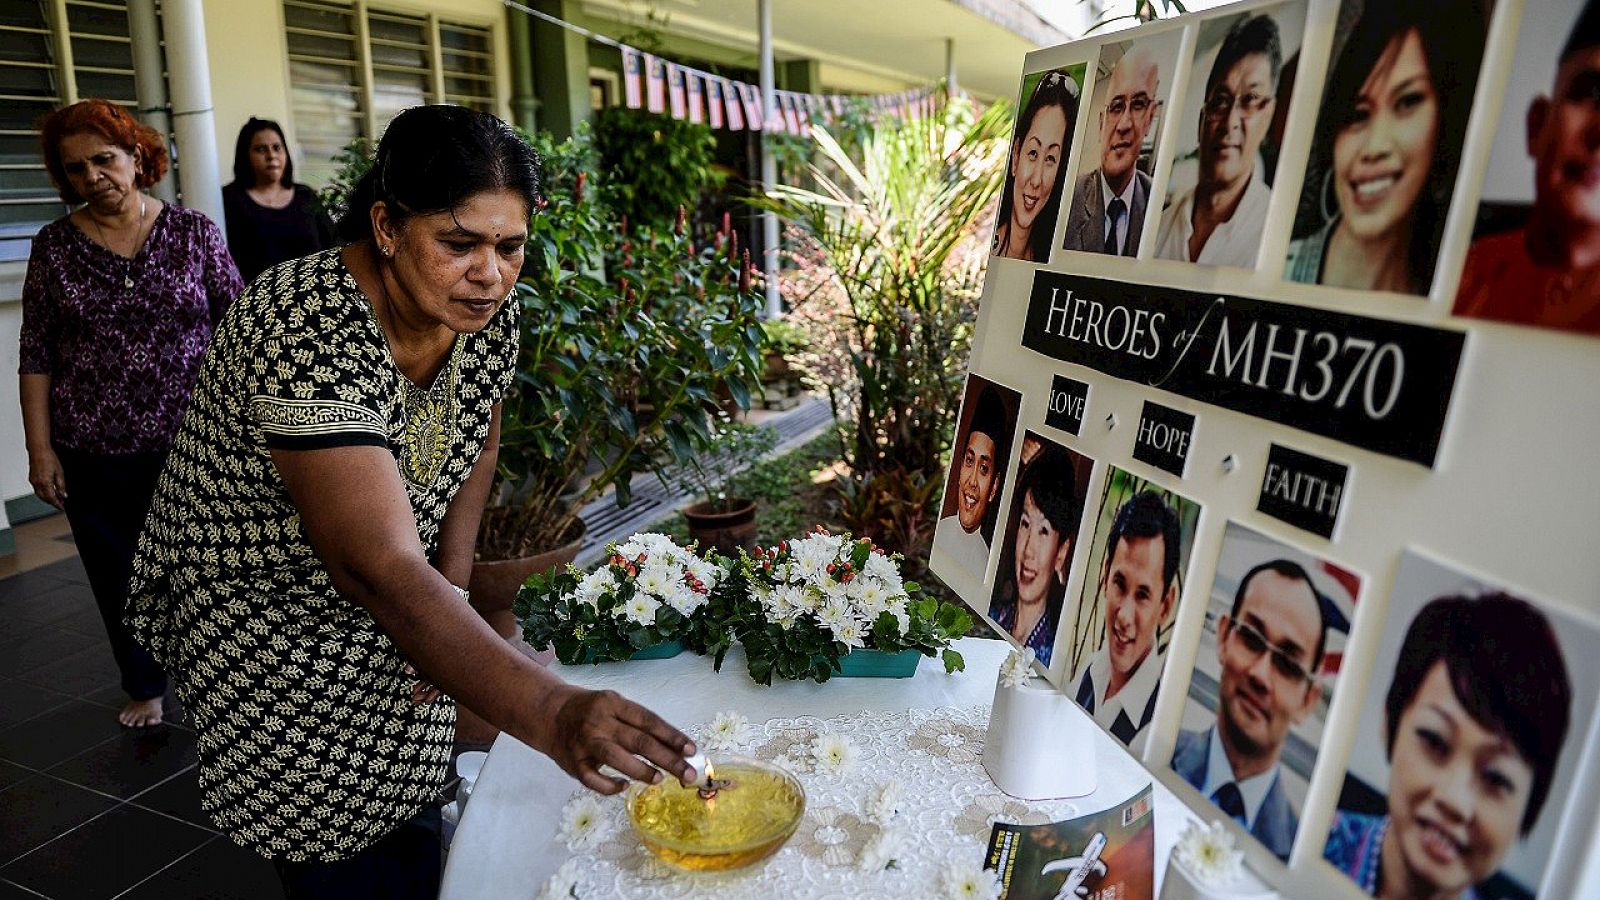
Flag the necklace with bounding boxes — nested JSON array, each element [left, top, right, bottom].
[[88, 196, 147, 289], [372, 250, 458, 487]]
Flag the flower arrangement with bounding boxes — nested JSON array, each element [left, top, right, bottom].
[[515, 533, 724, 664], [998, 647, 1037, 689], [1173, 819, 1244, 887], [722, 528, 973, 684]]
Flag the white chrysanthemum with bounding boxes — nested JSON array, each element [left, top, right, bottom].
[[863, 551, 898, 581], [890, 606, 911, 636], [635, 561, 676, 598], [623, 591, 661, 625], [854, 579, 889, 615], [536, 858, 581, 900], [664, 583, 703, 616], [832, 618, 866, 648], [857, 824, 903, 872], [866, 780, 903, 824], [687, 557, 720, 589], [811, 732, 857, 775], [1174, 820, 1243, 886], [618, 532, 677, 557], [817, 600, 850, 630], [786, 584, 819, 614], [703, 710, 752, 751], [940, 860, 1001, 900], [557, 795, 609, 850], [790, 538, 834, 581], [576, 567, 616, 607], [999, 647, 1037, 689]]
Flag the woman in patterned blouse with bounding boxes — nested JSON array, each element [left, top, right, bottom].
[[18, 99, 243, 728], [125, 105, 697, 898]]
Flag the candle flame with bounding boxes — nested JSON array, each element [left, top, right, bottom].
[[705, 761, 716, 783]]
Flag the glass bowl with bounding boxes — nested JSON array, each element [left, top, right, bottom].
[[625, 756, 806, 871]]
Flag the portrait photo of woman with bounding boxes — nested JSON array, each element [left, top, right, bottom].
[[986, 434, 1093, 668], [1284, 0, 1490, 295], [1325, 551, 1599, 900], [992, 64, 1085, 262]]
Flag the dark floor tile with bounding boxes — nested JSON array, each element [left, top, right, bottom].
[[129, 768, 214, 832], [14, 645, 121, 697], [0, 629, 103, 679], [0, 761, 29, 793], [0, 878, 49, 898], [13, 582, 97, 629], [0, 678, 73, 730], [46, 726, 197, 800], [0, 802, 211, 900], [34, 557, 88, 585], [0, 699, 125, 769], [0, 571, 70, 607], [0, 773, 117, 867], [119, 836, 284, 900]]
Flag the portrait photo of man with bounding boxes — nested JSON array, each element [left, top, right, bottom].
[[1171, 523, 1360, 862], [1154, 3, 1306, 268], [933, 376, 1021, 584], [1062, 30, 1183, 258], [1456, 0, 1600, 336], [1065, 469, 1200, 751]]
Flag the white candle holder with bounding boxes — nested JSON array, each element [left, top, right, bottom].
[[982, 670, 1097, 800]]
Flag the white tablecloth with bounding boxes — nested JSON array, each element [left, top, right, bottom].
[[441, 638, 1198, 898]]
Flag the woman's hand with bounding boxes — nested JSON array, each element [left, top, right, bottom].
[[546, 687, 697, 795], [27, 447, 66, 509]]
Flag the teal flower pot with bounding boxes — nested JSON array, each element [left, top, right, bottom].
[[582, 640, 684, 663], [836, 648, 922, 678]]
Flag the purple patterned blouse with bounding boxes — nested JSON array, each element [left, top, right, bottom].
[[19, 204, 244, 454]]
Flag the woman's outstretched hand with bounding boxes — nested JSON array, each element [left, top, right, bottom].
[[546, 687, 697, 795]]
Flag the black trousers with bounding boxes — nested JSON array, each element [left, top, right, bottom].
[[273, 805, 443, 900], [55, 444, 168, 703]]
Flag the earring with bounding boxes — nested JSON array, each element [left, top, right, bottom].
[[381, 245, 393, 257]]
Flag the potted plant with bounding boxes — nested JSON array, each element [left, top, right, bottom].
[[710, 528, 973, 684], [667, 418, 778, 554]]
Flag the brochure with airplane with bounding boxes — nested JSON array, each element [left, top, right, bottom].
[[984, 784, 1154, 900]]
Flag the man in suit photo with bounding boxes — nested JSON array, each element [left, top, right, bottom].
[[1063, 44, 1161, 257], [1171, 559, 1328, 861]]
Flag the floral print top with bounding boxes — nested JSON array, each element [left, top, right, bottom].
[[18, 204, 243, 453]]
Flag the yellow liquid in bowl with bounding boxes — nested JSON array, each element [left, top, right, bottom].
[[627, 761, 806, 872]]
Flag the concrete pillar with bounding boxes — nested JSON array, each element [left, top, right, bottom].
[[759, 0, 780, 318], [946, 38, 957, 97], [507, 7, 538, 133], [528, 0, 591, 140], [126, 0, 176, 202], [159, 0, 224, 226]]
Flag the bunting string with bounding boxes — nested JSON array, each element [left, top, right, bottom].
[[501, 0, 943, 135]]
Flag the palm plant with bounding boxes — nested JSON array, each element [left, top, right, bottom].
[[758, 97, 1010, 486]]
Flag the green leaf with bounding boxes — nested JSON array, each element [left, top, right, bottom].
[[942, 648, 965, 674]]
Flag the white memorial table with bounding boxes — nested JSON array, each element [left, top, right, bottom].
[[441, 638, 1208, 898]]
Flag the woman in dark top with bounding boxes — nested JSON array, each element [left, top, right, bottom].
[[222, 117, 335, 285], [19, 99, 243, 728]]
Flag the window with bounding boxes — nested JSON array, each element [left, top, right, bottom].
[[0, 0, 157, 261], [282, 0, 498, 185]]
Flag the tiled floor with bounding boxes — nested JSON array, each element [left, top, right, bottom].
[[0, 523, 283, 899]]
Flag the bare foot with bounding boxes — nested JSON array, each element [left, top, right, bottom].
[[119, 697, 163, 728]]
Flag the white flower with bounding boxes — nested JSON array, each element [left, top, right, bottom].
[[635, 561, 675, 598], [866, 780, 903, 824], [832, 618, 866, 648], [617, 532, 677, 558], [857, 825, 903, 872], [557, 795, 610, 850], [854, 579, 889, 615], [999, 647, 1037, 689], [622, 592, 661, 625], [1174, 820, 1243, 887], [811, 732, 857, 775], [940, 860, 1001, 900], [703, 710, 752, 751], [790, 538, 834, 581], [818, 600, 850, 630], [863, 550, 898, 581], [576, 568, 616, 607], [536, 859, 581, 900], [664, 583, 702, 616], [687, 557, 720, 590]]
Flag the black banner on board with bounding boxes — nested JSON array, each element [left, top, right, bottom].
[[1045, 375, 1090, 435], [1257, 443, 1348, 539], [1019, 273, 1465, 466], [1133, 401, 1195, 478]]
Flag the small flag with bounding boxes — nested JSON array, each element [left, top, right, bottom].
[[705, 77, 725, 129], [645, 54, 666, 113], [781, 93, 801, 133], [738, 82, 763, 130], [686, 71, 704, 124], [622, 48, 643, 109], [667, 63, 687, 119], [721, 78, 744, 130]]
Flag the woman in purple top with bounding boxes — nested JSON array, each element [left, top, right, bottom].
[[17, 99, 243, 728]]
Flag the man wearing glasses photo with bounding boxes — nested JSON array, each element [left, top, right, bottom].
[[1154, 13, 1282, 266], [1063, 44, 1161, 256], [1170, 559, 1327, 861]]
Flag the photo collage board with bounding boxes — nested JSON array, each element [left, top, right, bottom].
[[929, 1, 1600, 898]]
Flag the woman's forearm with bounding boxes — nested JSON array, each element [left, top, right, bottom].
[[19, 373, 52, 453]]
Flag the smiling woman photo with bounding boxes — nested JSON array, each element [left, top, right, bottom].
[[987, 439, 1089, 667], [1285, 0, 1489, 294], [1325, 592, 1573, 900], [993, 67, 1081, 262]]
